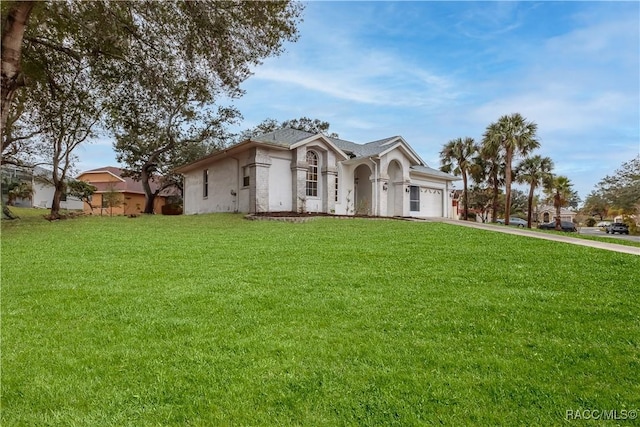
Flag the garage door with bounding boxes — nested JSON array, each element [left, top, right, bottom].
[[421, 188, 443, 217]]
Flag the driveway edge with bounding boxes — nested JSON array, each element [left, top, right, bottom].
[[432, 219, 640, 256]]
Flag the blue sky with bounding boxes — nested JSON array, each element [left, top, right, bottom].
[[78, 1, 640, 201]]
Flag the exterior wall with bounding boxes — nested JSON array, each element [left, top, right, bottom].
[[32, 180, 83, 210], [183, 156, 238, 214], [85, 192, 165, 215]]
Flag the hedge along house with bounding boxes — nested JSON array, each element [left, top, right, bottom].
[[175, 128, 459, 218]]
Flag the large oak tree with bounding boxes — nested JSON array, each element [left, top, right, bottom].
[[2, 1, 303, 215]]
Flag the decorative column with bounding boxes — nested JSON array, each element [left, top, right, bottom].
[[290, 147, 308, 213], [322, 165, 337, 213], [249, 147, 272, 213]]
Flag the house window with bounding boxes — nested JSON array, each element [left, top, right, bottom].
[[101, 194, 109, 208], [306, 151, 318, 197], [335, 175, 339, 202], [243, 167, 250, 187], [203, 169, 209, 198], [410, 185, 420, 211]]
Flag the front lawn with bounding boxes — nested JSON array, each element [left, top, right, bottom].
[[2, 213, 639, 425]]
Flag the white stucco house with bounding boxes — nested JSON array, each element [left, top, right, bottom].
[[1, 164, 83, 210], [175, 128, 459, 218]]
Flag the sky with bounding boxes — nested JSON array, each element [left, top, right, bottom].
[[77, 1, 640, 201]]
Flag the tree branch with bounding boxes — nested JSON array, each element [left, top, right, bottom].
[[24, 36, 82, 61]]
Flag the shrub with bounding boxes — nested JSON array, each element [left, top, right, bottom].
[[585, 217, 597, 227]]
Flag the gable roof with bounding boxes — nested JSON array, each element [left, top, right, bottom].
[[78, 166, 163, 195], [175, 128, 453, 179]]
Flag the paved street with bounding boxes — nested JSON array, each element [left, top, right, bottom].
[[578, 227, 640, 243]]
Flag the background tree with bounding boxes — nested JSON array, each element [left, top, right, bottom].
[[29, 55, 104, 219], [5, 180, 33, 205], [281, 117, 339, 137], [594, 156, 640, 215], [2, 1, 303, 162], [238, 117, 339, 142], [509, 189, 528, 217], [1, 91, 43, 166], [582, 190, 609, 220], [466, 185, 493, 223], [66, 179, 96, 212], [112, 79, 240, 214], [515, 155, 554, 228], [482, 113, 539, 225], [544, 175, 576, 230], [101, 185, 122, 217], [440, 137, 477, 220]]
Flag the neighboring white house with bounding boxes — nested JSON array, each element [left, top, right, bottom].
[[1, 164, 84, 210], [176, 128, 459, 218]]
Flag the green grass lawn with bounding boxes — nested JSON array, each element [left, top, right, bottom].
[[2, 211, 639, 426]]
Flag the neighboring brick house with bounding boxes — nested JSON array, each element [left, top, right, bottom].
[[77, 167, 171, 215], [175, 128, 459, 218]]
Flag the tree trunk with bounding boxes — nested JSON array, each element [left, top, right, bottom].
[[554, 192, 562, 230], [3, 205, 18, 219], [491, 178, 499, 223], [462, 173, 468, 220], [526, 183, 535, 228], [504, 148, 513, 225], [140, 165, 156, 214], [50, 182, 64, 219], [1, 1, 35, 140]]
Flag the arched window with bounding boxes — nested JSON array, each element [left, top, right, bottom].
[[306, 151, 318, 197]]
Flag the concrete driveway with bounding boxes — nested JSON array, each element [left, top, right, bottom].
[[432, 219, 639, 256]]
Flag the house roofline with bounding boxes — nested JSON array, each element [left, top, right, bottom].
[[410, 167, 460, 181], [379, 141, 423, 165], [77, 169, 126, 182], [174, 140, 288, 173], [290, 134, 349, 161]]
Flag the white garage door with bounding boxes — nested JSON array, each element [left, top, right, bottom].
[[421, 188, 443, 217]]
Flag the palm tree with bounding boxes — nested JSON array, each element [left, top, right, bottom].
[[544, 175, 574, 230], [473, 142, 505, 223], [515, 155, 554, 228], [440, 137, 477, 220], [6, 181, 34, 206], [483, 113, 540, 225]]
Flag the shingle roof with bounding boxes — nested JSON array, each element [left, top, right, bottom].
[[176, 128, 457, 181], [250, 128, 408, 159], [410, 165, 462, 180], [79, 166, 164, 195]]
